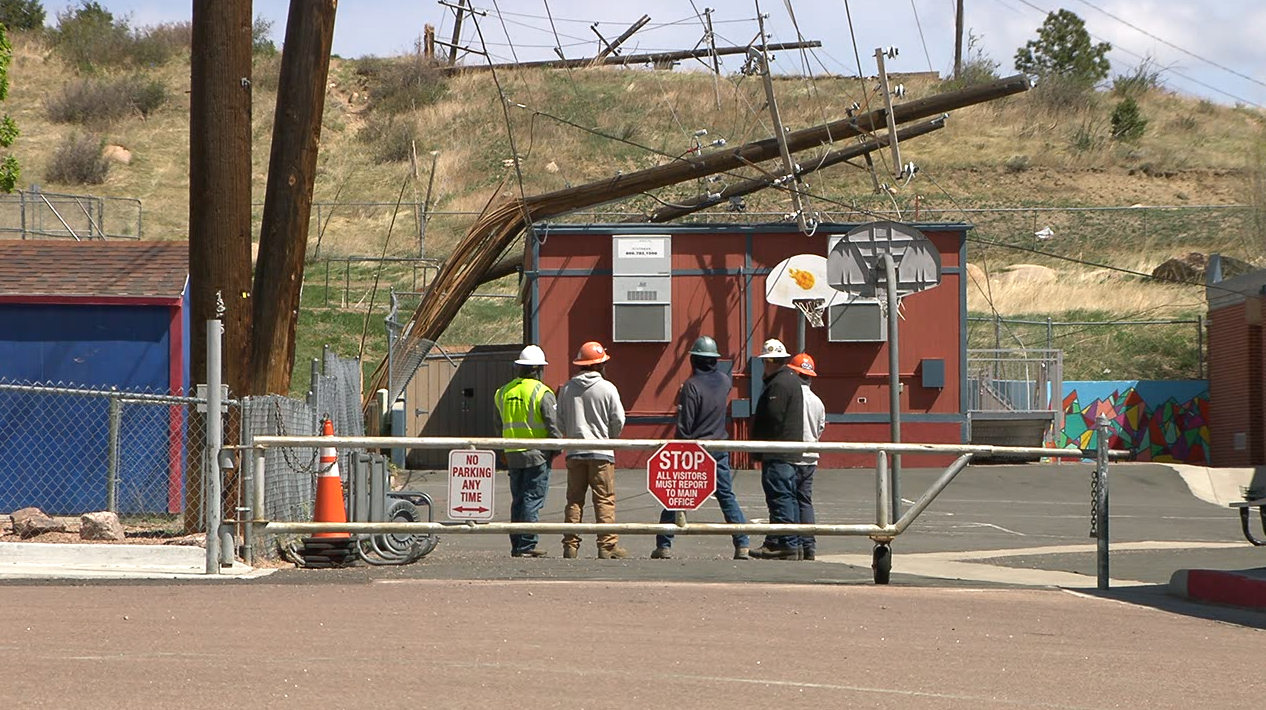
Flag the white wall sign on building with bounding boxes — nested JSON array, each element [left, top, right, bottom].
[[447, 449, 495, 521]]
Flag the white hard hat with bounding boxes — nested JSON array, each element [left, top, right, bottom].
[[515, 344, 548, 366], [757, 338, 790, 359]]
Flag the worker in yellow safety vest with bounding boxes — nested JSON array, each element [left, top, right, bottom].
[[493, 344, 563, 557]]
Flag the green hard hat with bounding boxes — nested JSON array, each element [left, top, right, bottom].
[[689, 335, 721, 358]]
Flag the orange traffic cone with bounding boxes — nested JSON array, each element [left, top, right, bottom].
[[313, 418, 349, 539]]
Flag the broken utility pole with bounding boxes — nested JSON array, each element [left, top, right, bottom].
[[188, 0, 253, 531], [439, 40, 820, 75], [875, 47, 904, 179], [591, 15, 650, 65], [251, 0, 337, 396]]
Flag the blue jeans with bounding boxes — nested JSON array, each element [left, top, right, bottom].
[[760, 459, 815, 550], [794, 464, 816, 553], [508, 462, 550, 554], [657, 452, 748, 549]]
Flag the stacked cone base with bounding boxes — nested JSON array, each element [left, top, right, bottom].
[[299, 537, 358, 569]]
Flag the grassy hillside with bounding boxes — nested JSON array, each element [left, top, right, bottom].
[[6, 29, 1264, 390]]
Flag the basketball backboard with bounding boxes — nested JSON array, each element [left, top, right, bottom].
[[766, 254, 846, 309], [827, 221, 942, 299]]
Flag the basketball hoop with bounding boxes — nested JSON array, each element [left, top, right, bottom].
[[792, 297, 826, 328]]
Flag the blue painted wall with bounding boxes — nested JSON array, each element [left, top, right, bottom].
[[0, 303, 179, 514]]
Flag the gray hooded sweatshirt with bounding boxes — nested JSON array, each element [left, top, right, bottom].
[[557, 370, 626, 462]]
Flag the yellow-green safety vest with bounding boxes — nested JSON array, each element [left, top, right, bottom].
[[494, 377, 551, 452]]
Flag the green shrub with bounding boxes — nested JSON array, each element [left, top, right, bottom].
[[45, 74, 169, 125], [45, 132, 109, 184], [50, 2, 189, 71], [1069, 117, 1106, 153], [50, 1, 130, 71], [1110, 96, 1147, 141], [1004, 154, 1031, 173], [0, 0, 45, 31], [354, 55, 446, 114]]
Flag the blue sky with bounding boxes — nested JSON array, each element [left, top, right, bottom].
[[44, 0, 1266, 107]]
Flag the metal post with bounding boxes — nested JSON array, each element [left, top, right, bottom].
[[994, 314, 1002, 350], [205, 319, 223, 575], [242, 403, 254, 563], [307, 357, 320, 406], [18, 189, 25, 239], [106, 396, 122, 513], [1095, 414, 1110, 590], [96, 200, 104, 239], [252, 445, 267, 566], [876, 451, 891, 527], [1197, 315, 1205, 379], [882, 253, 901, 516], [797, 312, 806, 353], [324, 259, 331, 307], [1046, 316, 1053, 351]]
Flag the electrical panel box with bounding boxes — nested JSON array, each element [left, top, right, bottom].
[[612, 235, 671, 342], [827, 300, 887, 342]]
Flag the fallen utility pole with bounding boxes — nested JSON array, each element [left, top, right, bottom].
[[439, 40, 820, 75], [591, 15, 650, 64], [367, 75, 1031, 404], [478, 116, 949, 285]]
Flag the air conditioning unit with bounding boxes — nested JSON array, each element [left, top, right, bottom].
[[612, 235, 671, 342], [827, 299, 887, 342]]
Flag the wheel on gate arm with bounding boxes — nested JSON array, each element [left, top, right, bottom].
[[872, 543, 892, 585]]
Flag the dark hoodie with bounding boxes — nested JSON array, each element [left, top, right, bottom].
[[676, 356, 731, 440], [752, 364, 805, 446]]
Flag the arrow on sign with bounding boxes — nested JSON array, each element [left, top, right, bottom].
[[452, 506, 490, 513]]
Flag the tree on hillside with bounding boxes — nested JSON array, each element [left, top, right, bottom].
[[1014, 9, 1111, 87], [0, 0, 45, 30], [0, 23, 21, 192]]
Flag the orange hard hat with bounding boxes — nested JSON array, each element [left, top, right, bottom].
[[573, 341, 611, 366], [788, 352, 817, 377]]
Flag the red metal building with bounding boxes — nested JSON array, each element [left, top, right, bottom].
[[524, 223, 969, 468], [1207, 267, 1266, 466]]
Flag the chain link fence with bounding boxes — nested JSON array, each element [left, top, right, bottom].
[[0, 381, 224, 517], [0, 188, 143, 240]]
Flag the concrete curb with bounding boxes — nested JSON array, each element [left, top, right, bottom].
[[0, 542, 273, 580], [1168, 567, 1266, 609]]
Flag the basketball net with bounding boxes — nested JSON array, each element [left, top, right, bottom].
[[792, 298, 826, 328]]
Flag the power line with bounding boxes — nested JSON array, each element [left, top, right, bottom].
[[909, 0, 935, 73], [1071, 0, 1266, 92]]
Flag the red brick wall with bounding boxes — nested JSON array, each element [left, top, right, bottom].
[[1208, 300, 1261, 466]]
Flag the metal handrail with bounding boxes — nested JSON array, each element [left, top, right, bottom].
[[248, 435, 1126, 459]]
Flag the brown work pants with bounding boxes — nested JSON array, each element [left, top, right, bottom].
[[563, 458, 619, 552]]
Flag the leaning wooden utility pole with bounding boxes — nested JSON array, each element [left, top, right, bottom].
[[446, 0, 467, 65], [954, 0, 964, 80], [188, 0, 253, 531], [251, 0, 337, 396]]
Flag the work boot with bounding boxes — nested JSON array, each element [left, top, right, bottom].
[[598, 546, 630, 559], [511, 549, 549, 558], [802, 549, 815, 561], [750, 545, 801, 560], [733, 546, 751, 560], [562, 547, 578, 559], [650, 547, 673, 559]]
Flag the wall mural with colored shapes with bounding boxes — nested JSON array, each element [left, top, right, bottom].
[[1059, 380, 1209, 464]]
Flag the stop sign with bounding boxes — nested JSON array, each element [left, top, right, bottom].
[[647, 441, 717, 511]]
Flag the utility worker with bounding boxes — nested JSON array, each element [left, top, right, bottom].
[[651, 335, 750, 560], [749, 338, 806, 560], [786, 352, 825, 561], [493, 344, 563, 558], [557, 341, 629, 559]]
